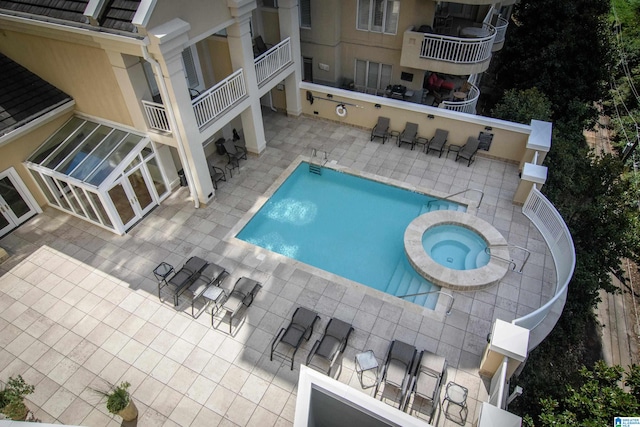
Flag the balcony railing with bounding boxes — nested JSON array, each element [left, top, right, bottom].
[[494, 16, 509, 45], [142, 100, 171, 133], [420, 24, 496, 64], [255, 37, 292, 88], [192, 68, 247, 129], [441, 83, 480, 114]]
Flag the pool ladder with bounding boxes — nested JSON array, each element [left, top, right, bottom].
[[485, 244, 531, 274], [309, 148, 328, 175], [426, 188, 484, 209]]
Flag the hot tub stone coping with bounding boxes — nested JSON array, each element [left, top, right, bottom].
[[404, 211, 510, 291]]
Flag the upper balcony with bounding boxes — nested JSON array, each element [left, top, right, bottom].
[[400, 23, 496, 75], [142, 38, 293, 134], [492, 16, 509, 52]]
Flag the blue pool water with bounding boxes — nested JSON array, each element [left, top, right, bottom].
[[422, 225, 490, 270], [237, 163, 464, 308]]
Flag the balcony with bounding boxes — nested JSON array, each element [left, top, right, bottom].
[[255, 37, 293, 88], [441, 82, 480, 114], [400, 24, 496, 75], [492, 16, 509, 51], [143, 68, 248, 133]]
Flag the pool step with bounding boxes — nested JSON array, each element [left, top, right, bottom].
[[309, 163, 322, 175], [421, 201, 466, 214], [385, 257, 437, 308]]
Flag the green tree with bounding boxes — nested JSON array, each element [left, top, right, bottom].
[[491, 88, 553, 124], [494, 0, 613, 123], [533, 362, 640, 426]]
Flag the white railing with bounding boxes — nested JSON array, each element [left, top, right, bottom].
[[488, 357, 509, 408], [420, 24, 496, 64], [441, 83, 480, 114], [513, 187, 576, 347], [142, 100, 171, 132], [255, 37, 292, 88], [192, 68, 247, 129], [494, 16, 509, 44]]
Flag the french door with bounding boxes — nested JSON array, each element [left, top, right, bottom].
[[107, 163, 156, 232], [0, 168, 41, 237]]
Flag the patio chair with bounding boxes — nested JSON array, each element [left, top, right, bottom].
[[398, 122, 419, 150], [404, 350, 447, 421], [305, 318, 354, 376], [161, 256, 208, 306], [374, 340, 418, 408], [207, 159, 226, 190], [188, 262, 229, 318], [425, 129, 449, 157], [271, 307, 320, 370], [253, 35, 271, 57], [455, 137, 480, 166], [370, 117, 390, 144], [223, 140, 248, 168], [219, 277, 262, 334]]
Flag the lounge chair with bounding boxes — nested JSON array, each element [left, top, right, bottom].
[[398, 122, 418, 150], [404, 350, 447, 421], [223, 140, 248, 168], [219, 277, 262, 334], [305, 318, 354, 376], [370, 117, 390, 144], [425, 129, 448, 157], [455, 137, 480, 166], [253, 35, 271, 57], [188, 262, 229, 318], [271, 307, 320, 370], [374, 340, 418, 408], [161, 256, 208, 306]]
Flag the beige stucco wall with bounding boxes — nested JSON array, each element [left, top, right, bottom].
[[1, 30, 134, 127], [146, 0, 233, 40], [300, 87, 528, 164], [261, 8, 281, 46], [204, 37, 233, 84], [0, 113, 74, 207]]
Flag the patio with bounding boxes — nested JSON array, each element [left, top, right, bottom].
[[0, 109, 554, 426]]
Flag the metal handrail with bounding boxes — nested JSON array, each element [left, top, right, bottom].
[[427, 188, 484, 209], [485, 244, 531, 273], [397, 290, 454, 315]]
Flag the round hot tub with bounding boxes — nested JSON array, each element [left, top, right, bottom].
[[404, 211, 510, 291], [422, 224, 490, 270]]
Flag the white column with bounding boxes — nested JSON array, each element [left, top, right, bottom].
[[278, 0, 303, 116], [105, 51, 150, 130], [227, 12, 267, 155], [149, 19, 215, 203]]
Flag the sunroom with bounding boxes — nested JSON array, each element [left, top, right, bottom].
[[25, 116, 170, 235]]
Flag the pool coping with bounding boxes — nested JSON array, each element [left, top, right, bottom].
[[404, 211, 511, 291], [226, 156, 480, 317]]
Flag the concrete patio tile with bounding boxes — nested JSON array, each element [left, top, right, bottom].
[[41, 386, 76, 418], [258, 383, 290, 416], [133, 347, 163, 374], [151, 356, 181, 384], [219, 365, 250, 394], [225, 394, 257, 426], [136, 407, 168, 427], [135, 375, 164, 406], [58, 395, 93, 425], [81, 408, 113, 427], [187, 374, 216, 404], [67, 339, 98, 365], [64, 366, 96, 396], [205, 384, 236, 416], [239, 373, 270, 404], [117, 339, 146, 364], [152, 385, 183, 417], [201, 354, 231, 383], [84, 348, 114, 375]]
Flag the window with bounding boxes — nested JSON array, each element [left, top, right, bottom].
[[263, 0, 277, 7], [303, 57, 313, 82], [300, 0, 311, 28], [357, 0, 399, 34], [354, 60, 392, 90]]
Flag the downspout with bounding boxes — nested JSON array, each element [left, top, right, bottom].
[[141, 39, 200, 208]]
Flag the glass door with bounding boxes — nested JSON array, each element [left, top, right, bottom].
[[107, 181, 137, 230], [0, 168, 40, 237], [126, 167, 154, 217]]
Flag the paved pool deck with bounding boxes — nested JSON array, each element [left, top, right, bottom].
[[0, 110, 555, 426]]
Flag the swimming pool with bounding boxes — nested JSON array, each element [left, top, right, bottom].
[[236, 162, 463, 308]]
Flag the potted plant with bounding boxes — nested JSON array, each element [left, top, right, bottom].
[[105, 382, 137, 421], [0, 375, 35, 421]]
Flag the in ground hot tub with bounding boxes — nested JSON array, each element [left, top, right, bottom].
[[404, 211, 510, 291]]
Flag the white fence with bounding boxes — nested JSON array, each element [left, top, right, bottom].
[[142, 100, 171, 132], [420, 24, 496, 64], [255, 37, 292, 88], [441, 83, 480, 114], [488, 357, 509, 408], [192, 69, 247, 130], [513, 187, 576, 346]]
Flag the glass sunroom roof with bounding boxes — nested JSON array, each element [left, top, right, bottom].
[[27, 117, 146, 187]]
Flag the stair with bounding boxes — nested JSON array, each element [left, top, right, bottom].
[[422, 200, 467, 213], [384, 256, 439, 308]]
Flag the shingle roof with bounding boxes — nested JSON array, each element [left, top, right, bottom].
[[0, 0, 142, 33], [0, 0, 89, 24], [0, 53, 72, 137]]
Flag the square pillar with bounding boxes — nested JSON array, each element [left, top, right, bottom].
[[513, 163, 548, 205], [149, 19, 215, 203], [278, 0, 303, 116], [479, 319, 529, 378], [227, 14, 267, 155]]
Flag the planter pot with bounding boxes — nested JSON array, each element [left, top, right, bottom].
[[117, 399, 138, 421]]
